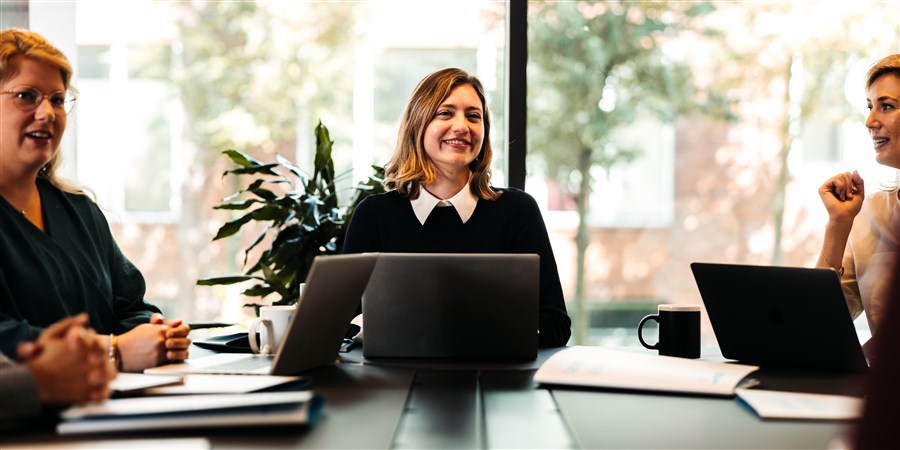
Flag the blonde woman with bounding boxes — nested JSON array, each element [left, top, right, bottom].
[[0, 29, 190, 371], [817, 54, 900, 360]]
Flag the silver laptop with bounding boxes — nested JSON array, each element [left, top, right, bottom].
[[690, 262, 868, 373], [362, 253, 539, 360], [147, 253, 378, 375]]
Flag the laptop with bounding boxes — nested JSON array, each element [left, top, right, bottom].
[[690, 262, 868, 373], [147, 253, 378, 375], [362, 253, 539, 360]]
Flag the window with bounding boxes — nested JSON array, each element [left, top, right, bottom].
[[77, 44, 179, 219], [19, 1, 897, 345], [526, 1, 899, 346], [28, 0, 508, 322]]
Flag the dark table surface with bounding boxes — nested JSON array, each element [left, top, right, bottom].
[[2, 345, 867, 449]]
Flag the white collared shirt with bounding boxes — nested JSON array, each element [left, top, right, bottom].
[[410, 183, 479, 225]]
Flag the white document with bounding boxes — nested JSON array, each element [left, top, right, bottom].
[[58, 391, 321, 435], [110, 373, 184, 393], [534, 346, 759, 396], [144, 374, 303, 395], [3, 438, 210, 449], [735, 388, 864, 420]]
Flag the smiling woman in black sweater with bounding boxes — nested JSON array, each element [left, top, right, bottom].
[[342, 68, 571, 348]]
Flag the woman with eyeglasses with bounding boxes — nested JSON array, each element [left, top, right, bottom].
[[0, 28, 191, 372], [817, 54, 900, 362]]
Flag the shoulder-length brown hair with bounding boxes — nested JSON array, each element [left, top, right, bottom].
[[384, 67, 499, 201], [0, 28, 81, 195]]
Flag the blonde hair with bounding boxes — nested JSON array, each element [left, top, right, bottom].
[[866, 54, 900, 90], [866, 54, 900, 190], [1, 28, 81, 195], [385, 67, 499, 201]]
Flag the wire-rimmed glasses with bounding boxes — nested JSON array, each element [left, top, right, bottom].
[[1, 86, 78, 115]]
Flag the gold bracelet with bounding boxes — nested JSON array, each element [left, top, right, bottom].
[[108, 334, 118, 363], [820, 253, 845, 276]]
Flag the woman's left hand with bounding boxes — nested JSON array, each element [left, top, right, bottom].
[[116, 314, 191, 372], [150, 313, 191, 362]]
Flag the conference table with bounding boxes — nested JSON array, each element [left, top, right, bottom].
[[3, 345, 867, 449]]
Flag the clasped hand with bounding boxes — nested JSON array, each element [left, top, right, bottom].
[[17, 313, 117, 404], [115, 313, 191, 372]]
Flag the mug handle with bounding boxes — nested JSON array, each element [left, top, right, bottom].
[[637, 314, 660, 350], [248, 317, 275, 355]]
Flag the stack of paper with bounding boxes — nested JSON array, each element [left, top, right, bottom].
[[57, 391, 322, 435]]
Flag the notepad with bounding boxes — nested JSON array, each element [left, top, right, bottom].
[[57, 391, 322, 435]]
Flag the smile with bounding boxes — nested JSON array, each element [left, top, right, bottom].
[[26, 131, 53, 139], [443, 139, 470, 146]]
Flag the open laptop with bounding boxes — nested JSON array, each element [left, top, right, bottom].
[[690, 262, 868, 373], [147, 253, 378, 375], [362, 253, 539, 360]]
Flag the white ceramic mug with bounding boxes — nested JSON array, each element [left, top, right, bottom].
[[248, 305, 295, 355]]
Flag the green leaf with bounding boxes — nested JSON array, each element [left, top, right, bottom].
[[212, 214, 254, 240], [213, 199, 261, 210], [226, 163, 281, 176], [250, 187, 278, 201], [313, 120, 337, 203], [250, 204, 288, 221], [222, 149, 262, 168], [242, 284, 276, 297], [260, 264, 290, 299], [196, 275, 260, 285]]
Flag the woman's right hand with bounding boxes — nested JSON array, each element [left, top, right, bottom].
[[21, 314, 116, 404], [818, 170, 865, 224]]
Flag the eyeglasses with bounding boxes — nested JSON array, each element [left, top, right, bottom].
[[1, 86, 78, 114]]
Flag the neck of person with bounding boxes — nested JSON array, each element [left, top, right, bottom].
[[0, 168, 41, 213], [424, 168, 472, 200]]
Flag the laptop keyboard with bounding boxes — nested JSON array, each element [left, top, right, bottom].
[[203, 356, 273, 373]]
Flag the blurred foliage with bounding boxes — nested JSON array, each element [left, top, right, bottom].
[[528, 0, 730, 187], [527, 0, 727, 343], [170, 1, 359, 161]]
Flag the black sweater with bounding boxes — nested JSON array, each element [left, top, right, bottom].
[[342, 188, 571, 347]]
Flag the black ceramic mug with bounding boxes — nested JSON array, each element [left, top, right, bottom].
[[637, 304, 701, 359]]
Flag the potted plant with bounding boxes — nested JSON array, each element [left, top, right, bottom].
[[197, 121, 384, 307]]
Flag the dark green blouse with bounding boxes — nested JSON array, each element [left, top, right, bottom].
[[0, 178, 160, 357]]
